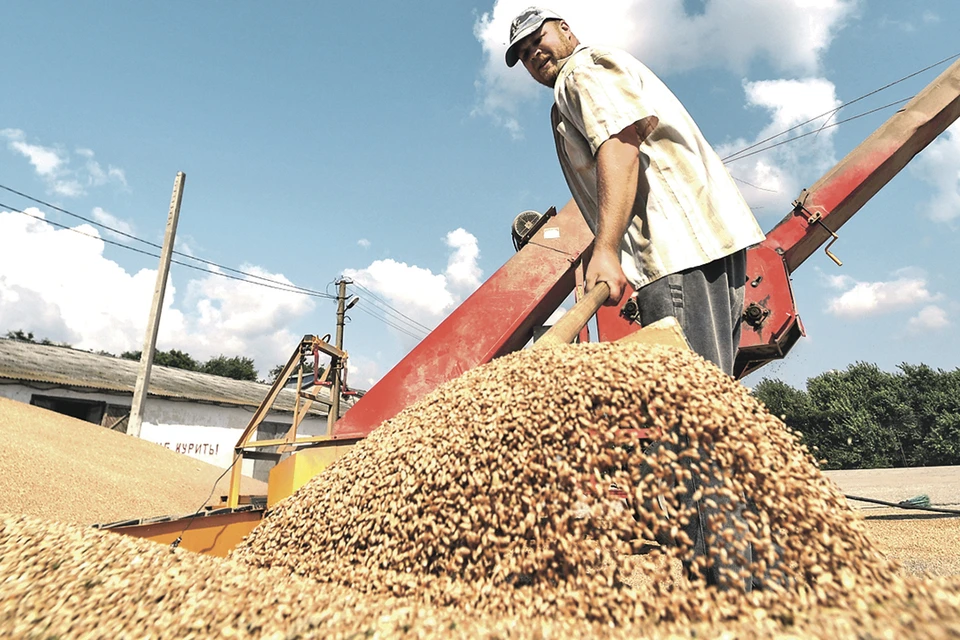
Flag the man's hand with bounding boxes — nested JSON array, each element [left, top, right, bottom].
[[585, 246, 627, 306]]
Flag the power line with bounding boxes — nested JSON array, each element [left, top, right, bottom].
[[724, 97, 911, 164], [350, 281, 434, 333], [352, 301, 427, 340], [721, 51, 960, 164], [0, 196, 436, 340], [0, 201, 335, 299], [353, 298, 429, 339], [0, 183, 334, 299], [1, 183, 440, 338]]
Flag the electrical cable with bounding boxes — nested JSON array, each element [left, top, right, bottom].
[[0, 201, 337, 298], [350, 281, 434, 333], [0, 183, 335, 299], [1, 189, 437, 339], [846, 494, 960, 517], [352, 302, 427, 340], [170, 456, 243, 549], [723, 97, 912, 164], [353, 302, 428, 340], [721, 50, 960, 164]]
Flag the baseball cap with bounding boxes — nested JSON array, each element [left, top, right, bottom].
[[504, 7, 563, 68]]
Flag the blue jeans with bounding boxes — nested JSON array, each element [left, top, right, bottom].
[[634, 249, 746, 376]]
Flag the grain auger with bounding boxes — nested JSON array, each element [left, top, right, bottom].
[[107, 56, 960, 556]]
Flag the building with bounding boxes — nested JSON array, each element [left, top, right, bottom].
[[0, 339, 349, 481]]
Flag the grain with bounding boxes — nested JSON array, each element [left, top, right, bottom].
[[0, 396, 266, 524], [3, 512, 959, 638], [231, 343, 941, 625], [3, 342, 959, 637]]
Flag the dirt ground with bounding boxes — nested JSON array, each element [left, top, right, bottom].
[[824, 467, 960, 576]]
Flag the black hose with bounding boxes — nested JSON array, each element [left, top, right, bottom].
[[845, 494, 960, 516]]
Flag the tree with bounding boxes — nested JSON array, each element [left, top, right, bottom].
[[753, 362, 960, 470], [121, 349, 199, 371], [201, 355, 258, 381], [267, 361, 325, 382], [5, 330, 35, 342], [4, 329, 70, 347]]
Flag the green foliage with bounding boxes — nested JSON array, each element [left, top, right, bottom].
[[200, 355, 259, 382], [267, 361, 325, 382], [121, 349, 256, 381], [157, 349, 200, 371], [4, 329, 71, 347], [752, 362, 960, 470], [120, 349, 199, 371]]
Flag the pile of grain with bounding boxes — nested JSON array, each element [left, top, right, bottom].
[[3, 342, 960, 637], [2, 513, 959, 638], [233, 343, 897, 625], [0, 397, 265, 524]]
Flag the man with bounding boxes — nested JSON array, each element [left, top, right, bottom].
[[506, 8, 769, 590], [506, 7, 764, 377]]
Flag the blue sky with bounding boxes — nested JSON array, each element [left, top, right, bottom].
[[1, 0, 958, 391]]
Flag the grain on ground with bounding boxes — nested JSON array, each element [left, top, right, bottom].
[[0, 397, 265, 524]]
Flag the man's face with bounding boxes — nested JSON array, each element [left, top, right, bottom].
[[517, 20, 576, 88]]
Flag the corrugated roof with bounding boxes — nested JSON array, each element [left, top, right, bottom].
[[0, 339, 334, 413]]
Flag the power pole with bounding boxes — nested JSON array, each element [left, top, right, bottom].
[[328, 277, 358, 431], [127, 172, 186, 437]]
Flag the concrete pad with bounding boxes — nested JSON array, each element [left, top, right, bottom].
[[824, 465, 960, 510]]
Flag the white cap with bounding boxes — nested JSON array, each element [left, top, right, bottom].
[[505, 7, 564, 68]]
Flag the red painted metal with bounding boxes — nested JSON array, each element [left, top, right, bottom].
[[332, 200, 594, 439], [595, 285, 639, 342], [734, 245, 804, 378]]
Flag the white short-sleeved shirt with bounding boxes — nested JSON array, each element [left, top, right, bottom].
[[551, 45, 765, 288]]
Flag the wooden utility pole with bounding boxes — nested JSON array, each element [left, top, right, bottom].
[[127, 172, 186, 437], [327, 278, 349, 431]]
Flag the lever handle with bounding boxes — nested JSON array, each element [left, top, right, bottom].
[[531, 282, 610, 350]]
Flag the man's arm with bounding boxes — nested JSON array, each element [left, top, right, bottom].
[[586, 120, 650, 305]]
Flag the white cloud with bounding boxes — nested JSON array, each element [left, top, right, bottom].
[[717, 78, 841, 214], [444, 228, 482, 289], [825, 270, 941, 318], [881, 9, 940, 32], [0, 207, 315, 376], [343, 229, 485, 344], [167, 265, 316, 373], [473, 0, 857, 133], [907, 305, 949, 332], [346, 355, 382, 390], [4, 137, 65, 177], [86, 159, 128, 189], [2, 130, 128, 197], [912, 122, 960, 223], [357, 238, 371, 248], [0, 277, 79, 344], [346, 259, 454, 321]]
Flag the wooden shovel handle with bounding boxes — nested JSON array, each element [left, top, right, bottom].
[[531, 282, 610, 350]]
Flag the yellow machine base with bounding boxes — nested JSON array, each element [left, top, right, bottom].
[[267, 445, 355, 508], [103, 507, 265, 557]]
